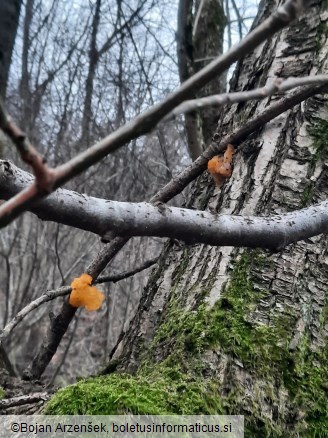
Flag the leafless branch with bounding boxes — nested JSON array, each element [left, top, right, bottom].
[[0, 393, 49, 409], [0, 286, 69, 345], [95, 256, 159, 283], [5, 251, 155, 380], [152, 83, 328, 204], [193, 0, 206, 38], [0, 102, 55, 192], [0, 255, 159, 348], [1, 163, 327, 248], [225, 0, 232, 49], [2, 160, 328, 250], [0, 0, 306, 228], [231, 0, 244, 40], [169, 75, 328, 117]]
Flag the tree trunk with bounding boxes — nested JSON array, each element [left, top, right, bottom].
[[0, 0, 22, 100], [44, 0, 328, 435], [81, 0, 101, 147], [19, 0, 34, 136], [177, 0, 226, 160]]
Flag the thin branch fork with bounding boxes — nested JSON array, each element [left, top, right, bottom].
[[20, 236, 150, 380], [0, 0, 307, 229], [0, 102, 55, 192], [152, 83, 328, 204], [0, 257, 159, 344]]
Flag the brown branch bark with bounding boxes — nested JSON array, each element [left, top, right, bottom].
[[153, 83, 328, 203], [0, 102, 55, 191], [0, 257, 159, 345], [22, 236, 127, 380]]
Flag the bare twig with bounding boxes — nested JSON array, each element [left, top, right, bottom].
[[0, 393, 49, 409], [152, 83, 328, 204], [0, 255, 159, 347], [225, 0, 232, 49], [193, 0, 206, 38], [169, 75, 328, 117], [0, 102, 55, 192], [95, 256, 159, 283], [231, 0, 244, 40], [0, 286, 70, 345], [16, 253, 157, 380], [0, 0, 306, 228]]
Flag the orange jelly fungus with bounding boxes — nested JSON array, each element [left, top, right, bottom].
[[69, 273, 105, 311]]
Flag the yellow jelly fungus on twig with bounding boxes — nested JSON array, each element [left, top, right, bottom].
[[69, 273, 105, 311]]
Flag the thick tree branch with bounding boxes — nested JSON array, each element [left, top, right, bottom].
[[1, 160, 327, 250]]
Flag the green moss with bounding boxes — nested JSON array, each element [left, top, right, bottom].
[[307, 117, 328, 162], [301, 184, 314, 207], [44, 252, 253, 416], [0, 387, 5, 400], [45, 253, 283, 422], [155, 251, 290, 377], [44, 367, 223, 415], [44, 250, 328, 436], [286, 329, 328, 436], [316, 20, 328, 52]]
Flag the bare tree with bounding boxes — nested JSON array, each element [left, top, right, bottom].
[[0, 0, 22, 100]]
